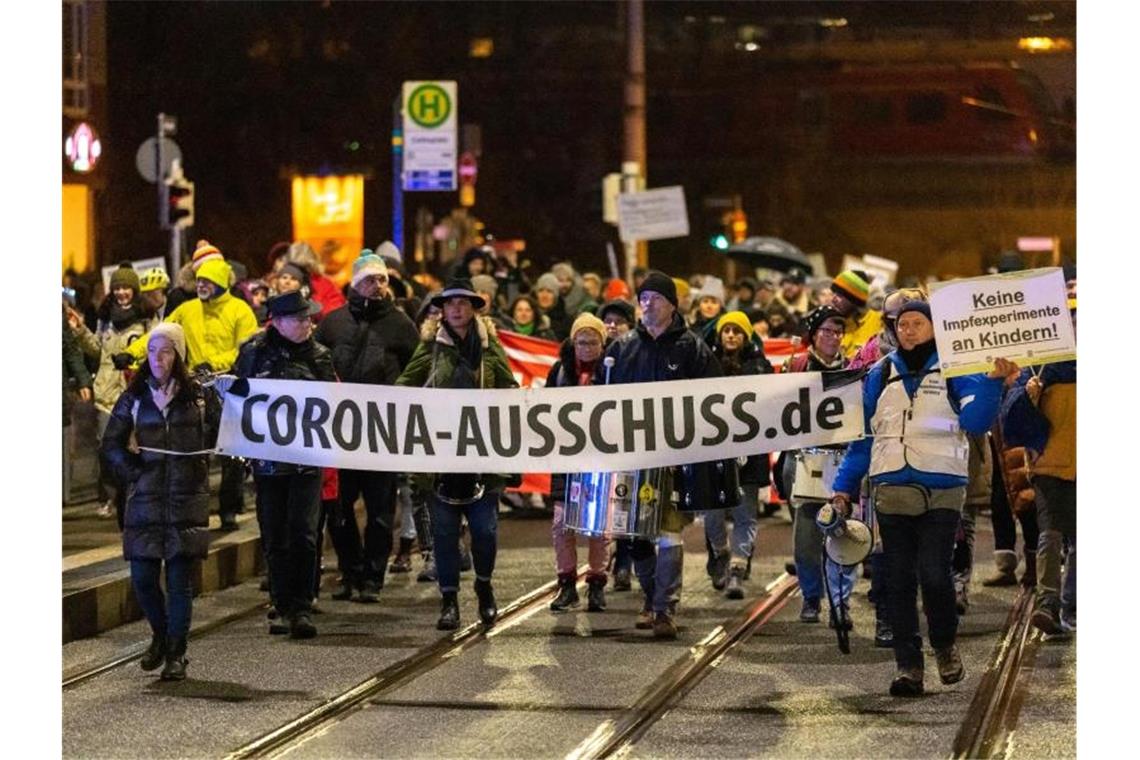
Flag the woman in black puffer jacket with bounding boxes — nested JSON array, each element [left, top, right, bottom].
[[101, 323, 220, 682]]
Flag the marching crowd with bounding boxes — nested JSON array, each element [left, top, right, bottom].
[[61, 239, 1076, 697]]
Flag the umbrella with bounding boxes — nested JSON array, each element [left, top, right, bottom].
[[724, 236, 812, 274]]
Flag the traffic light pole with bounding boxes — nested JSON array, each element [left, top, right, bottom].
[[156, 113, 168, 230]]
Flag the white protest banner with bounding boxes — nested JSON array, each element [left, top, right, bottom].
[[929, 267, 1075, 378], [617, 186, 690, 243], [216, 372, 863, 474]]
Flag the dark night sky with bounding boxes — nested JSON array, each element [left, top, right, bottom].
[[98, 1, 1076, 278]]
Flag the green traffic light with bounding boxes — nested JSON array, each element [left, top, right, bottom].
[[711, 234, 729, 250]]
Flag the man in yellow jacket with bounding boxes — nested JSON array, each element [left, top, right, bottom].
[[122, 256, 258, 529]]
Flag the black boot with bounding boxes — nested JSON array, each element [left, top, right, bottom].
[[586, 578, 607, 612], [474, 579, 498, 626], [550, 576, 580, 611], [389, 537, 415, 573], [437, 591, 460, 631], [160, 637, 188, 681], [140, 632, 166, 672]]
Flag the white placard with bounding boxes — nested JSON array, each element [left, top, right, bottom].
[[617, 186, 690, 243], [402, 81, 458, 192], [840, 253, 898, 287], [101, 257, 168, 292], [929, 268, 1075, 377], [217, 372, 863, 474]]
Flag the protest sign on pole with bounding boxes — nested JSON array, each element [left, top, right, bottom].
[[216, 372, 864, 475], [929, 267, 1075, 377]]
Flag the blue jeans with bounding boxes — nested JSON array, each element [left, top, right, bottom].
[[704, 487, 760, 567], [632, 535, 684, 614], [130, 557, 194, 639], [430, 489, 498, 593], [793, 500, 857, 606], [878, 508, 961, 670]]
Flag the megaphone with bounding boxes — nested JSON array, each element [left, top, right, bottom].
[[815, 502, 873, 566]]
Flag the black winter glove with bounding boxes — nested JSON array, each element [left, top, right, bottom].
[[112, 353, 134, 370]]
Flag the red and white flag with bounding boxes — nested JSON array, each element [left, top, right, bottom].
[[498, 330, 560, 493]]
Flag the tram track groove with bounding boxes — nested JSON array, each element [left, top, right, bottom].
[[225, 566, 589, 760], [566, 572, 799, 760], [62, 601, 268, 689], [950, 587, 1043, 759]]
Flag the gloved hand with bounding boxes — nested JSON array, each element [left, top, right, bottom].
[[212, 374, 238, 395], [215, 376, 250, 397], [112, 353, 134, 370], [193, 362, 213, 375]]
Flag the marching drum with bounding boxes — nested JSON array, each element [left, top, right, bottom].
[[564, 469, 666, 540], [791, 447, 844, 502]]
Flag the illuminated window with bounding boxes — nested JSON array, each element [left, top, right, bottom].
[[63, 0, 89, 117], [469, 38, 494, 58]]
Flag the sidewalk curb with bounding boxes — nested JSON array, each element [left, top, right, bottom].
[[62, 532, 264, 644]]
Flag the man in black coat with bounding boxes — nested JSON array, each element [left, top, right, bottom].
[[314, 251, 420, 602], [599, 271, 722, 639], [230, 291, 337, 639]]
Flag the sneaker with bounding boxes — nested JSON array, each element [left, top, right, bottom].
[[708, 551, 730, 591], [800, 597, 821, 623], [289, 611, 317, 639], [356, 579, 381, 604], [874, 618, 894, 649], [96, 500, 115, 519], [981, 570, 1018, 587], [889, 667, 925, 697], [331, 578, 355, 601], [652, 612, 678, 640], [389, 553, 413, 573], [219, 513, 239, 532], [586, 578, 607, 612], [550, 577, 580, 611], [267, 608, 289, 635], [935, 645, 965, 685], [725, 566, 745, 600], [612, 568, 632, 591], [417, 553, 437, 583], [1031, 605, 1063, 636], [635, 608, 655, 630]]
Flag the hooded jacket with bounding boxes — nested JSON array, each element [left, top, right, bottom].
[[396, 315, 519, 493], [314, 289, 420, 385], [75, 300, 156, 413], [128, 260, 259, 372]]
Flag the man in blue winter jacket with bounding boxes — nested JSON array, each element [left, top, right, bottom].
[[830, 300, 1016, 697]]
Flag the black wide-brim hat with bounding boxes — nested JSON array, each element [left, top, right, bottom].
[[430, 278, 486, 310], [266, 290, 322, 318]]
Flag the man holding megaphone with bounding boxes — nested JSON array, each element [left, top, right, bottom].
[[830, 300, 1015, 698]]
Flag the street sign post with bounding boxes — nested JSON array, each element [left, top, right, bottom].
[[402, 81, 458, 192]]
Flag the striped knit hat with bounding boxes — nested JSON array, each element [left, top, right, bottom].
[[191, 241, 224, 272], [351, 250, 389, 290], [831, 270, 870, 308]]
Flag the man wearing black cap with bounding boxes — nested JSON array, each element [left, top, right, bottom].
[[230, 291, 336, 639], [830, 300, 1016, 697], [599, 270, 722, 639], [397, 278, 518, 631], [773, 267, 811, 320]]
